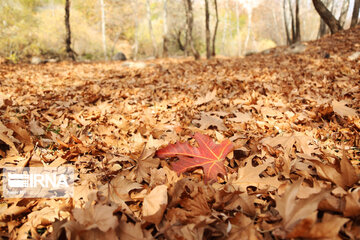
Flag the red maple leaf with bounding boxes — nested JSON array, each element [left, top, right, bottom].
[[156, 133, 234, 182]]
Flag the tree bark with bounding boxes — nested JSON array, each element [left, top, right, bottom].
[[184, 0, 200, 60], [236, 0, 241, 55], [221, 0, 229, 54], [285, 0, 300, 44], [205, 0, 211, 59], [351, 0, 360, 27], [283, 0, 291, 45], [294, 0, 301, 43], [339, 0, 349, 27], [288, 0, 296, 42], [65, 0, 76, 60], [146, 0, 157, 57], [211, 0, 218, 56], [131, 0, 139, 60], [312, 0, 342, 34], [176, 30, 185, 51], [244, 9, 252, 52], [99, 0, 107, 60], [317, 0, 331, 38], [162, 0, 169, 57]]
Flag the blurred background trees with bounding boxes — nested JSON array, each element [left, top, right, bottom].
[[0, 0, 359, 62]]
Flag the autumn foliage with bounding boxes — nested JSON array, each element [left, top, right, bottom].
[[156, 133, 234, 182], [0, 26, 359, 239]]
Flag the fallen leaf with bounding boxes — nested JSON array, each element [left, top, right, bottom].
[[229, 157, 281, 192], [287, 212, 349, 239], [29, 120, 45, 136], [275, 179, 329, 230], [194, 89, 216, 106], [132, 147, 160, 183], [156, 133, 234, 182], [228, 112, 252, 123], [332, 100, 357, 117], [193, 113, 227, 131], [143, 185, 168, 225]]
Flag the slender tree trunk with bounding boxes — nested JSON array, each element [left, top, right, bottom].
[[183, 1, 189, 56], [65, 0, 76, 60], [205, 0, 211, 59], [132, 0, 139, 60], [163, 0, 168, 57], [221, 0, 229, 54], [288, 0, 296, 42], [176, 30, 185, 51], [236, 0, 241, 55], [244, 9, 252, 52], [146, 0, 157, 57], [211, 0, 218, 56], [312, 0, 342, 34], [184, 0, 200, 60], [283, 0, 291, 45], [339, 0, 349, 27], [294, 0, 301, 43], [351, 0, 360, 27], [99, 0, 107, 60]]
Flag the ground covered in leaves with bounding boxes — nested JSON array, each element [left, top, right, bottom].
[[0, 25, 359, 240]]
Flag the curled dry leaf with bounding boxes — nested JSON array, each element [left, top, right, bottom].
[[275, 179, 329, 231], [142, 185, 168, 225]]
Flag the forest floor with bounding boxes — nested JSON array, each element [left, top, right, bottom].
[[0, 25, 359, 240]]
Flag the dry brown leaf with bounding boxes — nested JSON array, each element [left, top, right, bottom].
[[228, 112, 252, 123], [105, 175, 143, 202], [116, 221, 148, 240], [193, 113, 227, 131], [275, 179, 329, 230], [287, 212, 349, 239], [228, 212, 262, 240], [229, 157, 281, 192], [73, 194, 118, 232], [310, 154, 359, 189], [29, 119, 45, 136], [343, 188, 360, 217], [142, 185, 168, 225], [132, 147, 160, 183], [332, 100, 358, 117], [194, 89, 216, 106]]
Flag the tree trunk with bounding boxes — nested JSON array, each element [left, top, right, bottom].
[[176, 30, 185, 51], [244, 9, 252, 52], [339, 0, 349, 27], [211, 0, 218, 56], [287, 0, 300, 44], [184, 0, 200, 60], [351, 0, 360, 27], [162, 0, 168, 57], [317, 0, 331, 38], [283, 0, 291, 45], [146, 0, 157, 57], [294, 0, 301, 43], [221, 0, 229, 54], [236, 0, 241, 55], [205, 0, 211, 59], [99, 0, 107, 60], [131, 0, 139, 60], [312, 0, 342, 34], [288, 0, 296, 42], [65, 0, 76, 60]]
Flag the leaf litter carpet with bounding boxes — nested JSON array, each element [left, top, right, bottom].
[[0, 26, 359, 239]]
